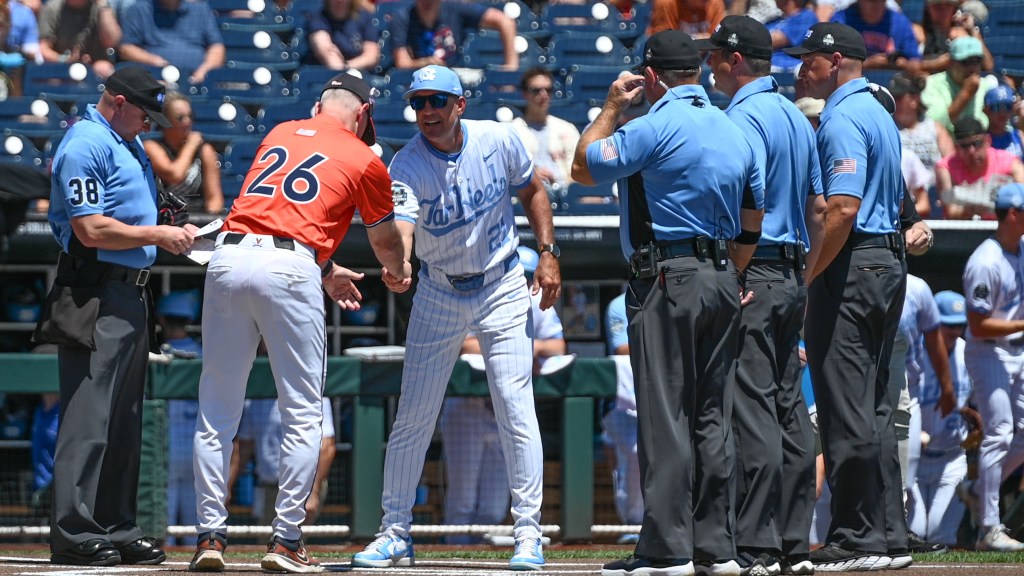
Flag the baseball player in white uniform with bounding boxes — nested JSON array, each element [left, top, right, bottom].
[[352, 65, 561, 571], [961, 183, 1024, 551], [908, 290, 975, 546], [440, 246, 566, 544], [602, 292, 643, 536]]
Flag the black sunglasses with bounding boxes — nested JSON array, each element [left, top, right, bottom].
[[528, 86, 552, 95], [409, 94, 451, 111]]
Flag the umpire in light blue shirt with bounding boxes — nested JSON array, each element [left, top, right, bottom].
[[697, 15, 824, 576], [572, 30, 765, 576], [785, 22, 910, 571]]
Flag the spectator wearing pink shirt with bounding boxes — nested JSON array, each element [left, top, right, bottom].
[[936, 117, 1024, 220]]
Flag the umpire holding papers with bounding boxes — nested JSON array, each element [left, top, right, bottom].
[[40, 66, 196, 566], [572, 30, 764, 576], [786, 23, 911, 571]]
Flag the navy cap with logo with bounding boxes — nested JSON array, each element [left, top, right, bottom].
[[693, 15, 773, 61], [103, 66, 171, 128], [782, 22, 867, 61], [634, 30, 701, 71], [320, 72, 377, 146]]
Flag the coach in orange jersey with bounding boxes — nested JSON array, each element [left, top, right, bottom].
[[188, 73, 411, 574]]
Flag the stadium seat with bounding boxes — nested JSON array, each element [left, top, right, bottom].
[[220, 28, 301, 71], [221, 172, 247, 209], [257, 100, 316, 132], [189, 99, 259, 150], [547, 32, 635, 75], [22, 62, 103, 105], [540, 2, 632, 37], [211, 0, 297, 35], [0, 97, 69, 143], [381, 68, 417, 100], [190, 65, 296, 107], [461, 101, 517, 122], [0, 133, 45, 168], [986, 36, 1024, 77], [291, 65, 344, 101], [984, 0, 1024, 36], [900, 0, 924, 26], [371, 99, 419, 146], [499, 0, 547, 41], [562, 181, 617, 215], [563, 66, 626, 105], [474, 68, 535, 106], [220, 136, 262, 175], [460, 30, 546, 71]]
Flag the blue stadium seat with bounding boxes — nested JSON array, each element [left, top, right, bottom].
[[460, 30, 546, 71], [0, 97, 69, 143], [563, 66, 626, 105], [210, 0, 297, 35], [563, 181, 618, 215], [498, 0, 547, 41], [220, 29, 301, 71], [221, 172, 247, 209], [23, 62, 103, 104], [461, 101, 517, 123], [0, 133, 45, 168], [381, 68, 418, 100], [220, 136, 262, 175], [771, 71, 797, 101], [371, 99, 419, 146], [986, 36, 1024, 77], [190, 66, 296, 106], [547, 32, 635, 75], [474, 69, 531, 106], [374, 32, 394, 76], [541, 2, 631, 37], [984, 1, 1024, 36], [291, 65, 344, 101], [373, 0, 411, 30], [900, 0, 924, 25], [257, 100, 316, 132], [189, 99, 258, 150]]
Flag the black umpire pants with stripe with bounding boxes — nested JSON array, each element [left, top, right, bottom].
[[805, 243, 908, 554], [733, 261, 815, 558], [628, 254, 739, 563], [50, 278, 149, 554]]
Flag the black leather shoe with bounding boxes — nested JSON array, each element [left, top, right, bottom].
[[51, 539, 121, 566], [118, 536, 166, 565]]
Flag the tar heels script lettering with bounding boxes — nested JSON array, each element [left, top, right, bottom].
[[419, 163, 508, 236]]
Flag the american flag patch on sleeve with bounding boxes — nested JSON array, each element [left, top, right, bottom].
[[600, 138, 619, 161], [832, 158, 856, 174]]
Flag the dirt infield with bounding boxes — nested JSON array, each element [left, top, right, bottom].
[[2, 545, 1024, 575]]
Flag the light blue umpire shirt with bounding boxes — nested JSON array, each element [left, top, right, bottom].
[[49, 105, 159, 269], [584, 84, 765, 261], [817, 77, 903, 235], [725, 75, 823, 248]]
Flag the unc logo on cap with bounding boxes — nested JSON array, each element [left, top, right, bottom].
[[727, 33, 738, 46], [417, 67, 438, 82], [823, 34, 835, 46]]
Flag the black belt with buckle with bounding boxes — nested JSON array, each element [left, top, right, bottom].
[[434, 251, 520, 292], [847, 232, 903, 251], [58, 252, 150, 287], [630, 237, 729, 279], [751, 243, 803, 266], [223, 232, 296, 251]]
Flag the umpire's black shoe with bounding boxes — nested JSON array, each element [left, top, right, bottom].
[[602, 554, 695, 576], [50, 539, 121, 566], [118, 536, 166, 565], [737, 549, 780, 576], [907, 530, 948, 554]]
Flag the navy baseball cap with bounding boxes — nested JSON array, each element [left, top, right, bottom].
[[321, 72, 377, 146], [995, 183, 1024, 210], [934, 291, 967, 326], [634, 30, 701, 71], [694, 15, 773, 61], [104, 66, 171, 128], [783, 22, 867, 61], [403, 65, 464, 99], [985, 84, 1016, 107], [517, 246, 539, 275]]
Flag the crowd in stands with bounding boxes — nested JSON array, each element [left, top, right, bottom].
[[0, 0, 1018, 220]]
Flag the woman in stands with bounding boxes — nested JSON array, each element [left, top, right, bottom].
[[305, 0, 379, 71], [143, 92, 224, 214], [913, 0, 993, 74]]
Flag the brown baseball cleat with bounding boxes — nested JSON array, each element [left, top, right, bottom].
[[261, 535, 324, 573], [189, 531, 227, 572]]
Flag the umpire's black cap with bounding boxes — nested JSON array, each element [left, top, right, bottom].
[[783, 22, 867, 61], [634, 30, 701, 71], [321, 73, 377, 146], [103, 66, 171, 128], [693, 15, 773, 61]]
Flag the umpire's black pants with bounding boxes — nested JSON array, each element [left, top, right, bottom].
[[733, 261, 815, 557], [629, 254, 739, 563], [805, 242, 908, 554], [50, 278, 149, 554]]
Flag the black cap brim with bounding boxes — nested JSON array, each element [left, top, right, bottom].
[[782, 45, 816, 56], [692, 38, 720, 52], [362, 118, 376, 146], [144, 107, 171, 129]]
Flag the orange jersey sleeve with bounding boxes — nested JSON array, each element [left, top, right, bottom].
[[224, 114, 395, 263]]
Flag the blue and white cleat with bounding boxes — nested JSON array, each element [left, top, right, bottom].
[[351, 529, 415, 568], [509, 537, 545, 571]]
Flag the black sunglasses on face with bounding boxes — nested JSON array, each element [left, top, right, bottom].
[[409, 94, 451, 111], [528, 86, 552, 95]]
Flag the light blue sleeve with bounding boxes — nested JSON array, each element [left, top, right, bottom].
[[963, 254, 997, 316], [605, 294, 628, 354], [742, 134, 766, 211], [809, 135, 824, 197], [55, 137, 109, 218], [818, 113, 868, 200], [585, 118, 656, 185]]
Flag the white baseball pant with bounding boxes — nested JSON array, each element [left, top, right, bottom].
[[907, 452, 967, 545]]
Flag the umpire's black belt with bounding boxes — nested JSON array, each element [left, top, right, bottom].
[[425, 251, 520, 291], [751, 242, 803, 266], [223, 232, 295, 250], [847, 232, 903, 252], [57, 251, 150, 287]]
